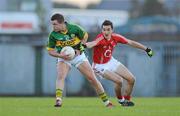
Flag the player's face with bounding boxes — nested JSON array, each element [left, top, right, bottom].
[[51, 20, 66, 32], [102, 25, 113, 40]]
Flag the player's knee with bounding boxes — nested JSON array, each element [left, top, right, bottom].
[[127, 76, 135, 85], [116, 79, 123, 86], [88, 77, 96, 84], [87, 76, 97, 85], [57, 75, 66, 80]]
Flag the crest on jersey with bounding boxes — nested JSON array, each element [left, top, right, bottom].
[[64, 35, 70, 40], [71, 34, 75, 38]]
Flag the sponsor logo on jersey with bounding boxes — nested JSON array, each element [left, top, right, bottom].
[[56, 37, 81, 47], [104, 49, 112, 57]]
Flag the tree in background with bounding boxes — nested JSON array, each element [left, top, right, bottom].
[[140, 0, 168, 16], [173, 0, 180, 17], [130, 0, 141, 19], [36, 0, 52, 33], [53, 2, 80, 9], [86, 3, 97, 9]]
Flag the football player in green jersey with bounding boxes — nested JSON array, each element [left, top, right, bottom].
[[47, 13, 113, 108]]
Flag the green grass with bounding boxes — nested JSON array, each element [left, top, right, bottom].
[[0, 97, 180, 116]]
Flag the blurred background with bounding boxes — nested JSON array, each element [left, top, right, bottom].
[[0, 0, 180, 97]]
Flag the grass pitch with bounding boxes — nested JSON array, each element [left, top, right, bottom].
[[0, 97, 180, 116]]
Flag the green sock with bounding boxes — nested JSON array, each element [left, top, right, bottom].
[[99, 92, 108, 102], [56, 89, 63, 98]]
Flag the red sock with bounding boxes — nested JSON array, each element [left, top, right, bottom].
[[117, 96, 123, 100], [124, 96, 131, 100]]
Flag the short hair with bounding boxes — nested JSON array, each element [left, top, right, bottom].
[[51, 13, 64, 23], [101, 20, 113, 29]]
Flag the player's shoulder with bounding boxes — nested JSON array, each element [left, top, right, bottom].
[[68, 22, 86, 32], [49, 31, 55, 37], [67, 22, 77, 27], [95, 33, 103, 39], [67, 22, 82, 29], [48, 31, 58, 40], [112, 33, 126, 39], [112, 33, 128, 43], [97, 33, 103, 36], [112, 33, 122, 37]]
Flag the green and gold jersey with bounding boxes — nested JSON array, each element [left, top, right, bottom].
[[47, 22, 86, 53]]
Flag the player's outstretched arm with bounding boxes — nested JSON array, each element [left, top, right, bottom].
[[84, 41, 97, 48], [127, 39, 153, 57], [83, 36, 103, 48]]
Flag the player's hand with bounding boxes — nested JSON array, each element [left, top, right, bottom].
[[60, 52, 72, 60], [145, 48, 153, 57], [82, 43, 87, 48], [79, 43, 85, 51]]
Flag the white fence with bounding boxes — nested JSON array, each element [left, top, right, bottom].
[[0, 41, 179, 96]]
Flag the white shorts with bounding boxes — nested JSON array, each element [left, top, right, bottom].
[[58, 52, 88, 68], [92, 57, 123, 76]]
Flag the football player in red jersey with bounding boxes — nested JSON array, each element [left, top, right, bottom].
[[84, 20, 153, 106]]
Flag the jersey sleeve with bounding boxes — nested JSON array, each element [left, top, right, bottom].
[[75, 24, 86, 39], [114, 33, 128, 44], [46, 33, 56, 51], [94, 34, 103, 46]]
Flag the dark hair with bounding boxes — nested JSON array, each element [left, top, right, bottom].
[[51, 13, 64, 23], [102, 20, 113, 29]]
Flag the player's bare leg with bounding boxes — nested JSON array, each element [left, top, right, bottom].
[[102, 71, 124, 104], [115, 64, 135, 106], [78, 61, 114, 108], [114, 83, 125, 104], [55, 61, 70, 107]]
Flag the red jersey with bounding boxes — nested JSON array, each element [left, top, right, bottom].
[[93, 33, 128, 64]]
